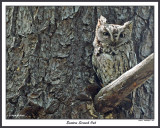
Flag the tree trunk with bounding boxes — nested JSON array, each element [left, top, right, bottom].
[[6, 6, 154, 119]]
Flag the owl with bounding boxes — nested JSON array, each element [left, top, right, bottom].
[[92, 15, 137, 87]]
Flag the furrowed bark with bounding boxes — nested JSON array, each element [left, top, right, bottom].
[[6, 6, 154, 119], [94, 53, 154, 113]]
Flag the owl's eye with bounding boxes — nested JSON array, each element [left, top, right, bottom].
[[120, 33, 125, 38], [103, 32, 110, 36]]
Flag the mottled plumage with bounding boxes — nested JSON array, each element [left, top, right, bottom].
[[92, 16, 137, 87]]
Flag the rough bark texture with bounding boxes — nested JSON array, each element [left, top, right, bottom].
[[6, 6, 154, 119]]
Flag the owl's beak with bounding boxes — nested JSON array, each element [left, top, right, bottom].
[[111, 42, 116, 46], [111, 34, 118, 46], [110, 37, 117, 46]]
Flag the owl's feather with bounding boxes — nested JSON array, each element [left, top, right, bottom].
[[92, 16, 137, 86]]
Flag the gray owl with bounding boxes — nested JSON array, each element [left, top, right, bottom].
[[92, 16, 137, 87]]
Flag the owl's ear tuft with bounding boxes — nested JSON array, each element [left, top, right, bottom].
[[98, 15, 107, 27], [124, 21, 133, 31]]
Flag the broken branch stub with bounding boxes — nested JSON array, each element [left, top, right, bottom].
[[94, 53, 154, 113]]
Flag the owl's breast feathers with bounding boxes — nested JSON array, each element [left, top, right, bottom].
[[92, 16, 137, 87], [92, 43, 137, 86]]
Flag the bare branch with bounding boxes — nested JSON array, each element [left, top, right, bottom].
[[94, 53, 154, 113]]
